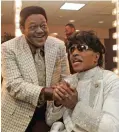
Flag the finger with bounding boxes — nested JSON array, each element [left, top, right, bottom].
[[56, 86, 69, 96], [60, 81, 70, 88], [68, 87, 78, 96], [70, 87, 77, 92], [52, 86, 57, 89], [54, 88, 64, 101], [63, 87, 73, 95], [58, 82, 71, 92], [56, 88, 71, 101], [53, 91, 62, 101], [55, 88, 66, 100], [56, 83, 73, 96]]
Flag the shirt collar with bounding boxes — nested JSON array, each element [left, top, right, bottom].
[[77, 66, 100, 80]]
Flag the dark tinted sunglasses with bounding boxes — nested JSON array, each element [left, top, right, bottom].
[[69, 44, 90, 53]]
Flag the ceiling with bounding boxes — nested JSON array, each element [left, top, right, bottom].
[[1, 1, 115, 29]]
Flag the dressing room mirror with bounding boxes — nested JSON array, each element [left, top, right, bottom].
[[1, 1, 117, 71], [1, 1, 116, 39]]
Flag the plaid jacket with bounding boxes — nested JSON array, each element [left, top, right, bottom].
[[1, 35, 70, 132]]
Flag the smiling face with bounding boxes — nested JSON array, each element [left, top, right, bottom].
[[20, 14, 49, 48], [69, 45, 99, 72]]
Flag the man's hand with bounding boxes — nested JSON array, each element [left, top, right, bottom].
[[40, 87, 54, 101], [53, 81, 78, 109]]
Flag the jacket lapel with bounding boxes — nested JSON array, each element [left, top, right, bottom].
[[45, 37, 58, 86], [89, 67, 103, 108], [19, 36, 39, 84]]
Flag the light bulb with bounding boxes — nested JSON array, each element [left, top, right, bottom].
[[113, 33, 119, 39], [113, 57, 118, 62], [112, 21, 119, 27], [113, 68, 119, 74]]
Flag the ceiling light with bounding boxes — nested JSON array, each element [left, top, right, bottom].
[[76, 30, 80, 32], [53, 33, 58, 35], [69, 20, 75, 23], [98, 21, 104, 24], [60, 3, 85, 11]]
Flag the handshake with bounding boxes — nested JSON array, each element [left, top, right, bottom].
[[41, 81, 78, 109]]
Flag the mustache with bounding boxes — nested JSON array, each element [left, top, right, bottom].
[[71, 54, 83, 62]]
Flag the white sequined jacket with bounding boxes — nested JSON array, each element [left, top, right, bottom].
[[46, 66, 119, 132]]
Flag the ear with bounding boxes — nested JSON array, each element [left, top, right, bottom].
[[20, 25, 25, 34], [94, 52, 100, 63], [72, 28, 75, 32]]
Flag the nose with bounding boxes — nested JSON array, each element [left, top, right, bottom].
[[70, 49, 80, 60], [36, 26, 43, 33], [72, 53, 79, 57], [70, 49, 79, 62], [70, 48, 80, 56]]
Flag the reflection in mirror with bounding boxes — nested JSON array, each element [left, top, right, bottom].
[[112, 0, 119, 75], [1, 1, 117, 71]]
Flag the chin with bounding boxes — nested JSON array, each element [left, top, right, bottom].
[[73, 68, 81, 73], [38, 42, 45, 46], [73, 66, 84, 73], [35, 41, 46, 47]]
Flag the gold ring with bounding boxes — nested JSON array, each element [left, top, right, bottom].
[[65, 94, 69, 98]]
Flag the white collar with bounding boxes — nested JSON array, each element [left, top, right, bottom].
[[77, 66, 102, 80]]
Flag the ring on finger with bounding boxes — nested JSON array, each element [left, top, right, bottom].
[[65, 94, 69, 98]]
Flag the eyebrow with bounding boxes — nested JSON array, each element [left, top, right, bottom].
[[28, 21, 36, 25], [29, 21, 46, 25]]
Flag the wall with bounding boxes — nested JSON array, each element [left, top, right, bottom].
[[1, 24, 15, 36], [1, 24, 109, 44], [49, 25, 109, 43], [104, 28, 117, 70]]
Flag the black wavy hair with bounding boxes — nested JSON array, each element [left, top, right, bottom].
[[65, 23, 75, 29], [20, 6, 47, 27], [68, 30, 105, 67]]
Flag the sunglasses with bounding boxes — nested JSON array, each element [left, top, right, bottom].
[[69, 44, 91, 53]]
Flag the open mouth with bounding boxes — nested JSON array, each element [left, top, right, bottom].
[[72, 58, 83, 63], [34, 34, 46, 38]]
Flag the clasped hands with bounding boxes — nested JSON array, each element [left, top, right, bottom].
[[53, 81, 78, 109]]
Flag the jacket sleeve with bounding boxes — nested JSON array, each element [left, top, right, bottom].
[[59, 41, 70, 79], [71, 73, 119, 132], [2, 43, 42, 107], [45, 41, 70, 126], [46, 101, 65, 126]]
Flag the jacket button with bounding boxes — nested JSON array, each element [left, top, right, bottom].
[[29, 115, 32, 118]]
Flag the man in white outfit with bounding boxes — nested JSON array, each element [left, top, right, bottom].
[[46, 31, 119, 132]]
